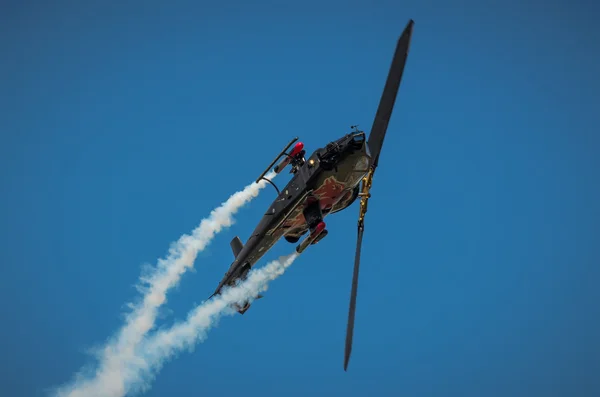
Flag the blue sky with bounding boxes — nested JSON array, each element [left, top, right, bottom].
[[2, 0, 599, 396]]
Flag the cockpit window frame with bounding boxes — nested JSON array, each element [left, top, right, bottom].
[[351, 132, 366, 143]]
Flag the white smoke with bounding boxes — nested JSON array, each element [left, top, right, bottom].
[[53, 172, 277, 397], [128, 253, 298, 396]]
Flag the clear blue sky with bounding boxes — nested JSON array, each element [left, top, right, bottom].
[[2, 1, 599, 396]]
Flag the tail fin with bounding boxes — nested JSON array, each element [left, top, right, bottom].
[[230, 236, 243, 258]]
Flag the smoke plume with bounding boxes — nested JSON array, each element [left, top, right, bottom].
[[128, 253, 298, 396], [53, 172, 277, 397]]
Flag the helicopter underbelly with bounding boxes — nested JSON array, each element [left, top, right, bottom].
[[280, 151, 370, 235]]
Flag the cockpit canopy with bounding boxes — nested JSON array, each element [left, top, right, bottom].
[[351, 132, 365, 143], [334, 131, 366, 151]]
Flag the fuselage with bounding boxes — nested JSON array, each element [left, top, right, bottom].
[[221, 132, 372, 288]]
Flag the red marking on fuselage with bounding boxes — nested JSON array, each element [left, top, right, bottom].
[[314, 176, 346, 211], [281, 176, 348, 232]]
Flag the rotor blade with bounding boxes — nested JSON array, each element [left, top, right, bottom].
[[344, 222, 364, 371], [367, 19, 414, 169]]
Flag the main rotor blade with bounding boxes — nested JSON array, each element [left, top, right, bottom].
[[367, 19, 414, 169], [344, 19, 414, 372], [344, 223, 364, 371]]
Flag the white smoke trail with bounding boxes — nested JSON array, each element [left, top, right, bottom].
[[129, 253, 298, 396], [53, 172, 277, 397]]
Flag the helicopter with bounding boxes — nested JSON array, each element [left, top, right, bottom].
[[209, 19, 414, 371]]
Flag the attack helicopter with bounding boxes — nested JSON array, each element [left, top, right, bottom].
[[209, 19, 414, 371]]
